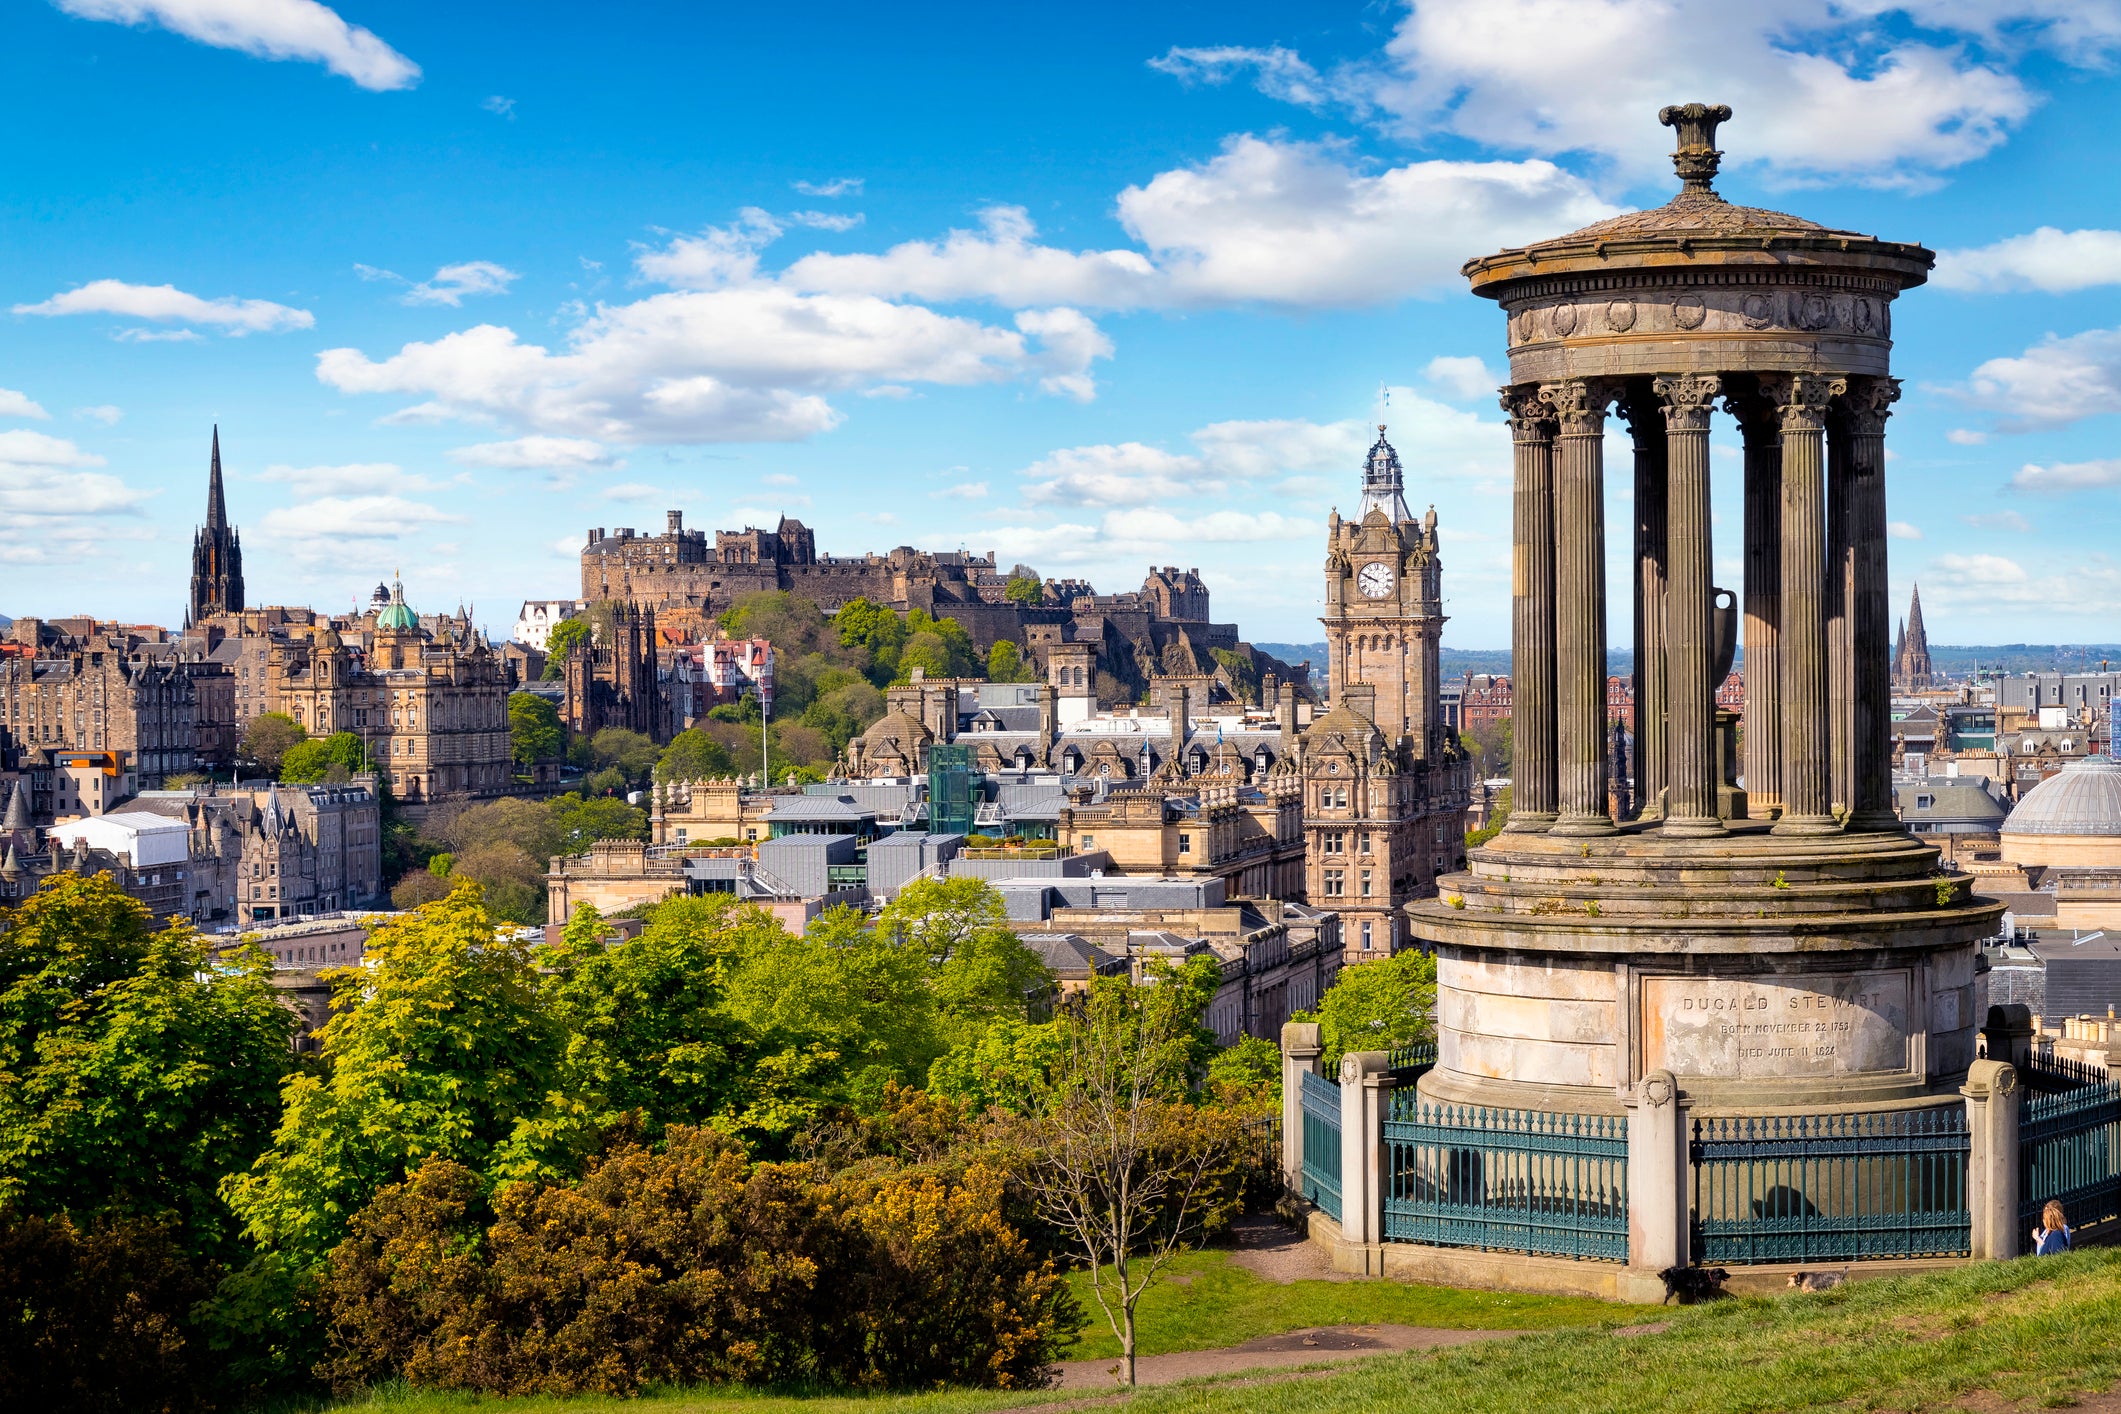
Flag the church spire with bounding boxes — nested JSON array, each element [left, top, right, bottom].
[[1893, 583, 1933, 690], [207, 424, 227, 530]]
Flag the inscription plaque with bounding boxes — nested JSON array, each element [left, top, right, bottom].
[[1640, 971, 1911, 1080]]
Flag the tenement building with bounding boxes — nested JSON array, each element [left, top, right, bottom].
[[0, 637, 200, 790], [1405, 105, 2000, 1125]]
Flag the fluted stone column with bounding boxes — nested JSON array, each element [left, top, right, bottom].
[[1504, 388, 1558, 831], [1542, 378, 1617, 836], [1733, 386, 1783, 819], [1827, 417, 1854, 814], [1846, 377, 1902, 830], [1764, 373, 1846, 835], [1624, 388, 1668, 821], [1655, 373, 1723, 835]]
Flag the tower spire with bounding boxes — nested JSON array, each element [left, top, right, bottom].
[[207, 424, 227, 530]]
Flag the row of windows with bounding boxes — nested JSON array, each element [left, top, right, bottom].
[[1319, 868, 1376, 898]]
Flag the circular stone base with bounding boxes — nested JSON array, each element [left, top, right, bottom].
[[1405, 819, 2004, 1111]]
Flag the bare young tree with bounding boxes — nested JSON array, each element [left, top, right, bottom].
[[1012, 976, 1241, 1387]]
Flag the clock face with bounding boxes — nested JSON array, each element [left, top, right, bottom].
[[1358, 562, 1395, 598]]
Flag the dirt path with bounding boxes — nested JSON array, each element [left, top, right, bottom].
[[1222, 1212, 1353, 1284], [1048, 1323, 1512, 1390]]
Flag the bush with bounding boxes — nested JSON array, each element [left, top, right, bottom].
[[0, 1210, 220, 1413], [318, 1130, 1077, 1395]]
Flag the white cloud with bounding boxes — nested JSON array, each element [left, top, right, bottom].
[[1963, 328, 2121, 430], [783, 143, 1616, 310], [2009, 458, 2121, 494], [482, 94, 515, 119], [1153, 0, 2114, 189], [793, 177, 863, 197], [449, 436, 622, 472], [634, 208, 784, 289], [15, 278, 313, 333], [317, 286, 1108, 443], [256, 461, 443, 497], [932, 481, 988, 500], [115, 327, 204, 343], [1887, 520, 1924, 540], [0, 430, 152, 564], [55, 0, 420, 91], [1962, 509, 2032, 532], [1924, 550, 2121, 616], [403, 261, 519, 307], [0, 389, 49, 419], [788, 210, 865, 232], [72, 404, 122, 424], [1934, 228, 2121, 293], [760, 472, 800, 487], [259, 493, 463, 542], [600, 481, 664, 502], [1422, 356, 1498, 403], [1946, 428, 1989, 446]]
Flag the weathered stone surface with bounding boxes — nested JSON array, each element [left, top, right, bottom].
[[1640, 970, 1912, 1079]]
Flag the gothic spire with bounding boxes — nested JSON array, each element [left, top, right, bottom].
[[207, 424, 227, 530]]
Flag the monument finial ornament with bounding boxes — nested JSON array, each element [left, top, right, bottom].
[[1658, 102, 1733, 200]]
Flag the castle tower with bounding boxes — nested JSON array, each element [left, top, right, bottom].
[[1893, 583, 1933, 690], [186, 426, 245, 627]]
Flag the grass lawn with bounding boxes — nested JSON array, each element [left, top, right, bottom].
[[309, 1251, 2121, 1413], [1061, 1248, 1640, 1361], [1122, 1247, 2121, 1413]]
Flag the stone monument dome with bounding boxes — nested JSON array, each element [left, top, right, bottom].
[[376, 576, 419, 633], [1406, 104, 1999, 1119]]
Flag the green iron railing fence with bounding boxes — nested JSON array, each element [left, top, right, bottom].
[[1381, 1100, 1629, 1261], [1299, 1067, 1342, 1222], [1691, 1109, 1970, 1265], [2019, 1055, 2121, 1237], [1388, 1040, 1437, 1085]]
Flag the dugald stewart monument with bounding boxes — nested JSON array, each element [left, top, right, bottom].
[[1411, 103, 2001, 1114]]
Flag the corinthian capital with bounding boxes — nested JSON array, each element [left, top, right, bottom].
[[1841, 376, 1902, 437], [1499, 385, 1554, 441], [1652, 373, 1723, 432], [1757, 372, 1846, 433], [1538, 378, 1616, 436]]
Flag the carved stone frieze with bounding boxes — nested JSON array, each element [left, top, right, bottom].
[[1507, 285, 1892, 348]]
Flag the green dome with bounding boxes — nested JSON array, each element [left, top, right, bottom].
[[377, 576, 418, 632]]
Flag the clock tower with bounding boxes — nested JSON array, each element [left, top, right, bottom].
[[1304, 426, 1469, 961]]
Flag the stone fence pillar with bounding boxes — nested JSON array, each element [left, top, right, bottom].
[[1280, 1021, 1323, 1194], [1336, 1050, 1393, 1273], [1963, 1059, 2022, 1261], [1984, 1004, 2035, 1070], [1624, 1069, 1691, 1273]]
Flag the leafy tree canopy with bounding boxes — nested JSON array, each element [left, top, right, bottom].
[[1300, 948, 1437, 1069], [281, 731, 367, 784], [240, 713, 307, 776], [657, 726, 737, 782], [1003, 574, 1044, 606], [540, 617, 589, 678], [507, 692, 563, 768]]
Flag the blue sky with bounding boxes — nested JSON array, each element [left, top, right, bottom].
[[5, 1, 2121, 648]]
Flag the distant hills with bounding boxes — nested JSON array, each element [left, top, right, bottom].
[[1257, 641, 2121, 680]]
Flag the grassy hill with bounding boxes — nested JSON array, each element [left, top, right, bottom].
[[316, 1249, 2121, 1413]]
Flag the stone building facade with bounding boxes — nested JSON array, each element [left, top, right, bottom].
[[267, 579, 514, 808], [560, 602, 667, 739], [0, 640, 200, 788]]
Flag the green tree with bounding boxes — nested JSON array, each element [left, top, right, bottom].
[[223, 883, 564, 1266], [0, 875, 293, 1259], [1303, 948, 1437, 1069], [240, 713, 307, 776], [877, 877, 1050, 1037], [987, 639, 1033, 682], [657, 726, 736, 781], [588, 726, 659, 787], [835, 596, 909, 672], [508, 692, 563, 769], [1210, 647, 1260, 703], [926, 1017, 1066, 1115], [1004, 574, 1044, 606], [540, 617, 589, 678], [1466, 783, 1513, 849], [550, 791, 648, 854], [280, 731, 366, 783]]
